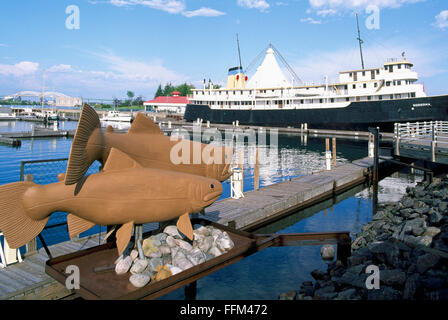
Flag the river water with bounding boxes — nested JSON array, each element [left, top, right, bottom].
[[0, 119, 423, 299]]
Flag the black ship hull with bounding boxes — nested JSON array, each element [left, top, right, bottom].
[[184, 95, 448, 132]]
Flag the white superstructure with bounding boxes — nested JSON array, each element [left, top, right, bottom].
[[190, 47, 426, 111]]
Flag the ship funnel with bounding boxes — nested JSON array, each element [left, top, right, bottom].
[[226, 66, 247, 89]]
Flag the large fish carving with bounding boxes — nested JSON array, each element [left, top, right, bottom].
[[0, 148, 222, 256], [64, 104, 233, 185]]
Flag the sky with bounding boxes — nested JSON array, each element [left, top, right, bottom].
[[0, 0, 447, 100]]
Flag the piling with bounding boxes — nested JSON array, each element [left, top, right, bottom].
[[254, 148, 259, 190], [325, 138, 332, 171], [332, 138, 337, 167]]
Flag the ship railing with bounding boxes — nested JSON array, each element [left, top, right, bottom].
[[394, 121, 448, 160]]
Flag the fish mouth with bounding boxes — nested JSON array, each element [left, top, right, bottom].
[[203, 191, 222, 203]]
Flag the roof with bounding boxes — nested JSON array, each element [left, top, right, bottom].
[[246, 48, 291, 89], [144, 95, 189, 105]]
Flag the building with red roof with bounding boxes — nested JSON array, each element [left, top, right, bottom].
[[143, 91, 190, 114]]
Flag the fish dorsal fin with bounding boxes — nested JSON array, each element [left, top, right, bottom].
[[103, 148, 142, 172], [128, 112, 163, 135], [116, 221, 134, 256], [67, 214, 95, 239], [176, 213, 194, 240]]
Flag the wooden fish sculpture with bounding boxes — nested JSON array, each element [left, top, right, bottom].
[[64, 104, 234, 185], [0, 148, 222, 256]]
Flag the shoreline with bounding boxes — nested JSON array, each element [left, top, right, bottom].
[[285, 176, 448, 300]]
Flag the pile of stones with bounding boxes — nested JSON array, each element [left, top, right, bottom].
[[283, 176, 448, 300], [115, 224, 235, 288]]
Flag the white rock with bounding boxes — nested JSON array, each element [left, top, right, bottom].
[[115, 256, 132, 275], [166, 235, 177, 247], [172, 250, 194, 270], [197, 236, 214, 253], [129, 273, 150, 288], [164, 226, 182, 239], [130, 259, 149, 274], [159, 245, 171, 255], [130, 250, 139, 262], [188, 248, 207, 266], [211, 228, 223, 238], [208, 246, 222, 257], [149, 250, 162, 258], [148, 258, 163, 273], [176, 239, 193, 251], [215, 233, 234, 252], [194, 226, 210, 236], [166, 264, 183, 276], [321, 245, 335, 260]]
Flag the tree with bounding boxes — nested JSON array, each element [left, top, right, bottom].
[[175, 83, 193, 96], [163, 83, 175, 96], [154, 84, 163, 98], [134, 95, 143, 106], [126, 91, 135, 105]]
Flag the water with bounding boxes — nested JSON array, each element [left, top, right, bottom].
[[0, 120, 424, 299]]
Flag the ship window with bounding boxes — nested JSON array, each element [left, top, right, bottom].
[[349, 73, 353, 77], [330, 98, 334, 103], [411, 92, 416, 98], [379, 95, 383, 100], [367, 96, 372, 101], [376, 70, 380, 75], [241, 91, 243, 95], [353, 84, 356, 89], [319, 99, 323, 103], [390, 95, 393, 99], [389, 65, 393, 73], [344, 85, 348, 90], [385, 66, 388, 71], [386, 81, 391, 87], [397, 81, 401, 85], [362, 71, 366, 76], [346, 97, 350, 102], [374, 83, 378, 88], [266, 101, 270, 105], [300, 100, 304, 104], [398, 64, 402, 69], [363, 83, 367, 88]]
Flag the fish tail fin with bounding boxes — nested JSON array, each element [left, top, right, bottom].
[[65, 103, 102, 185], [0, 182, 49, 249]]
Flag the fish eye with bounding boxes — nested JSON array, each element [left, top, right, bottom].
[[210, 184, 215, 189]]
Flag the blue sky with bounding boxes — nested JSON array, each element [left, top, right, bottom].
[[0, 0, 447, 99]]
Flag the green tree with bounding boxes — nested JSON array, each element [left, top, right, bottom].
[[126, 91, 135, 105], [163, 83, 175, 96], [154, 84, 163, 98], [175, 83, 194, 96]]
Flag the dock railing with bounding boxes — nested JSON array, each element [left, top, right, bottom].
[[394, 121, 448, 161]]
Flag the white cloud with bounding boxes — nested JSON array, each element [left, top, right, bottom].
[[0, 44, 8, 47], [308, 0, 424, 13], [182, 7, 226, 18], [300, 17, 322, 24], [101, 0, 225, 17], [316, 9, 337, 17], [435, 10, 448, 30], [0, 61, 39, 77], [47, 64, 73, 73], [237, 0, 270, 12]]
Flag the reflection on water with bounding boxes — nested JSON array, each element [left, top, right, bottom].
[[100, 120, 132, 131]]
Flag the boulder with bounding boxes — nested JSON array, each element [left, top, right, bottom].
[[278, 290, 297, 300], [416, 253, 440, 274]]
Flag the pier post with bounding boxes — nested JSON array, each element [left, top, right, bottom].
[[332, 138, 337, 167], [325, 138, 332, 171], [254, 148, 259, 190], [394, 123, 400, 156], [238, 149, 244, 191], [207, 120, 210, 128], [431, 122, 436, 162], [368, 127, 380, 184]]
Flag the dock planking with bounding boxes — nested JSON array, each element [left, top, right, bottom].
[[0, 156, 384, 300]]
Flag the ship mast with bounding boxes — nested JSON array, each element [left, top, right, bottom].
[[236, 33, 243, 70], [356, 13, 365, 70]]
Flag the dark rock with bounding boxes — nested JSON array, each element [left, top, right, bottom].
[[402, 198, 414, 209], [278, 290, 297, 300], [380, 269, 406, 289], [429, 210, 443, 226], [313, 284, 337, 300], [400, 218, 427, 238], [372, 211, 386, 221], [403, 273, 420, 300], [416, 253, 440, 274], [367, 286, 401, 300], [415, 207, 430, 215], [438, 201, 447, 213], [311, 269, 330, 281], [421, 277, 444, 290], [335, 288, 360, 300]]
